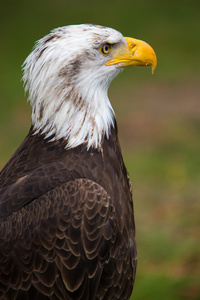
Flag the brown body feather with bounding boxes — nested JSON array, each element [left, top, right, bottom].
[[0, 123, 136, 300]]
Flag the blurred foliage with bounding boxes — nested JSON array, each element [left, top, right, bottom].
[[0, 0, 200, 299]]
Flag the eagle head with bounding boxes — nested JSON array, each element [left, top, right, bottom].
[[23, 24, 156, 149]]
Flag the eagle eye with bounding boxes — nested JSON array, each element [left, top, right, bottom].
[[100, 43, 112, 55]]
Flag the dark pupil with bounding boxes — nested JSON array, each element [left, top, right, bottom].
[[103, 44, 109, 53]]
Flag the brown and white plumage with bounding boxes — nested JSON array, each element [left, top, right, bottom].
[[0, 24, 156, 300]]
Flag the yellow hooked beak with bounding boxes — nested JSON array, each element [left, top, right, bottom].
[[106, 37, 157, 74]]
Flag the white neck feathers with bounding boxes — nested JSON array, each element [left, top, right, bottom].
[[34, 79, 115, 149]]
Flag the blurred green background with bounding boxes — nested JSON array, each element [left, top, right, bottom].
[[0, 0, 200, 299]]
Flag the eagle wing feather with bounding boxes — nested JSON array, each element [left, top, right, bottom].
[[0, 178, 120, 299]]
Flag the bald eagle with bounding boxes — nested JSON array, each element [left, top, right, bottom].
[[0, 24, 156, 300]]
